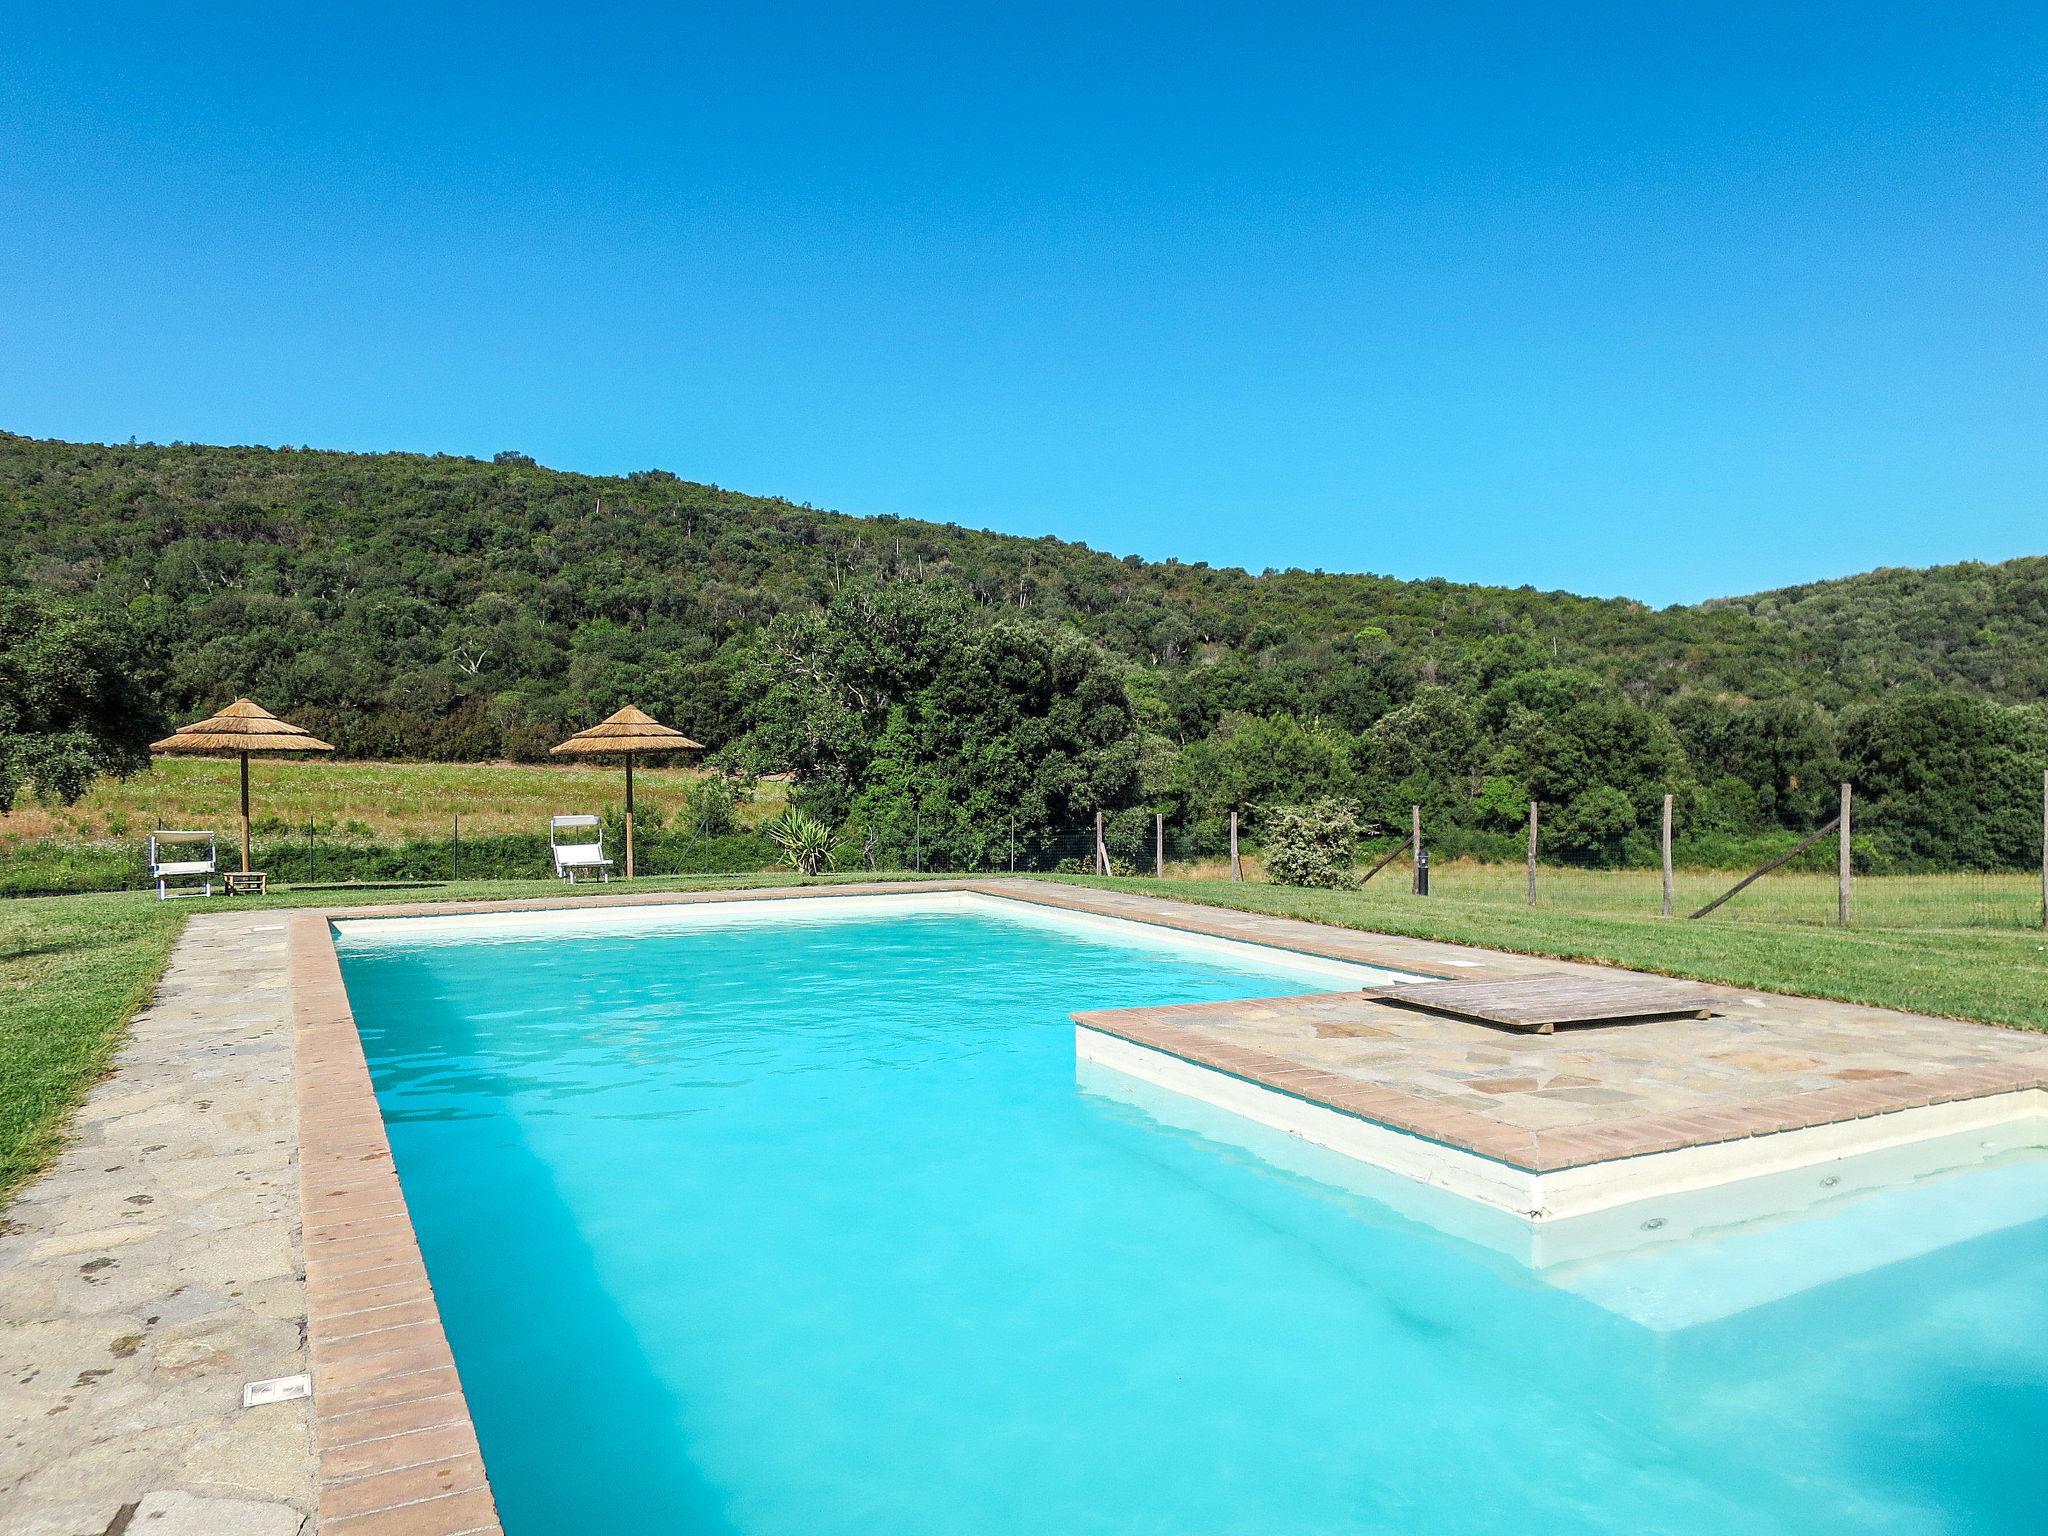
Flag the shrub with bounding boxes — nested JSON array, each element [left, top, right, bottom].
[[1547, 786, 1639, 867], [683, 776, 742, 837], [1102, 806, 1156, 874], [1260, 798, 1361, 888], [765, 808, 840, 877]]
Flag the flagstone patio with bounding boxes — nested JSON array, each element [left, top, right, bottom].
[[0, 913, 311, 1536]]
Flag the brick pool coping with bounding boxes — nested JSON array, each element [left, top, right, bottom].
[[287, 877, 2048, 1527], [293, 912, 502, 1536]]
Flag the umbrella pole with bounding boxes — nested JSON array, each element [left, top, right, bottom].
[[624, 755, 635, 880], [239, 752, 252, 874]]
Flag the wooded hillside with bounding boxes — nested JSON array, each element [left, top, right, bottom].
[[4, 432, 2042, 870]]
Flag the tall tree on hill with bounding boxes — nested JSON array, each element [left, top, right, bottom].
[[1357, 687, 1483, 830], [1668, 694, 1838, 828], [730, 581, 973, 823], [1838, 694, 2048, 869], [1168, 713, 1361, 829], [0, 591, 163, 811], [852, 620, 1144, 867]]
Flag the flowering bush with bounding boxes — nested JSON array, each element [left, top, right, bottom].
[[1260, 799, 1361, 889]]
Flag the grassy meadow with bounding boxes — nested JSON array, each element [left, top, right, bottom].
[[0, 758, 795, 896], [0, 893, 185, 1205], [0, 755, 786, 843]]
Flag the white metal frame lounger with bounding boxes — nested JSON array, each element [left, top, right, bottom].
[[549, 814, 614, 884], [148, 829, 218, 900]]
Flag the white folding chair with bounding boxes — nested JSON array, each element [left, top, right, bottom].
[[549, 814, 614, 883], [147, 830, 218, 900]]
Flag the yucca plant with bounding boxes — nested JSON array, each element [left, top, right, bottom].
[[765, 808, 840, 877]]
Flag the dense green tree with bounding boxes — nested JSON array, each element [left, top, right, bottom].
[[1490, 690, 1690, 847], [1837, 694, 2048, 868], [1357, 687, 1483, 828], [847, 620, 1144, 867], [1167, 713, 1360, 827], [1545, 785, 1641, 867], [1668, 695, 1837, 827], [0, 590, 163, 810], [730, 581, 971, 821], [1476, 668, 1606, 734], [725, 580, 1140, 863]]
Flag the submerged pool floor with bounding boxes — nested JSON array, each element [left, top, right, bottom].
[[334, 900, 2047, 1536]]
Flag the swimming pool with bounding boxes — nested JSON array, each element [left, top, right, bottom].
[[333, 894, 2047, 1535]]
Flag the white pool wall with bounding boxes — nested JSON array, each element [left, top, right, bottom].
[[1080, 1026, 2048, 1225], [329, 889, 1423, 990]]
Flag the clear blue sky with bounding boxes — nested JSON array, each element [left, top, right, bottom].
[[4, 4, 2043, 605]]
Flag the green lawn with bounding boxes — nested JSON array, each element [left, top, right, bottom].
[[5, 867, 2045, 1210], [0, 893, 185, 1206]]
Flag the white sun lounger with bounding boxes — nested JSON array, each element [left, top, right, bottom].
[[148, 829, 218, 900], [550, 815, 614, 883]]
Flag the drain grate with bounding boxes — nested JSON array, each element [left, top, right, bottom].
[[242, 1373, 311, 1408]]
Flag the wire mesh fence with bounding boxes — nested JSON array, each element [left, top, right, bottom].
[[8, 780, 2046, 932], [1457, 862, 2043, 931], [843, 803, 2046, 932], [1099, 799, 2044, 934]]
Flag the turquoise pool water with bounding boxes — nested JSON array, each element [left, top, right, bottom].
[[333, 898, 2048, 1535]]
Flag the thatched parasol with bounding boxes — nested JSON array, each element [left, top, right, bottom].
[[151, 699, 335, 874], [550, 706, 704, 878]]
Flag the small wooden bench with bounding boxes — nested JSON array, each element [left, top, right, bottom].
[[1363, 976, 1716, 1034], [224, 871, 269, 896]]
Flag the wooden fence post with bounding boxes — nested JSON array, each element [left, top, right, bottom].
[[1526, 801, 1538, 907], [1229, 811, 1242, 883], [1410, 804, 1422, 895], [1154, 813, 1164, 879], [1838, 782, 1853, 927], [1359, 839, 1407, 886], [1095, 811, 1108, 876], [1661, 794, 1674, 918]]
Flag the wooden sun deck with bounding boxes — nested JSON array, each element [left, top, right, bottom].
[[1363, 976, 1718, 1033]]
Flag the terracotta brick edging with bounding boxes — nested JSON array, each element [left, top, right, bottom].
[[291, 913, 505, 1536]]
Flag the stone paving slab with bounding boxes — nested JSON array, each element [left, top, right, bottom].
[[0, 913, 312, 1536]]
